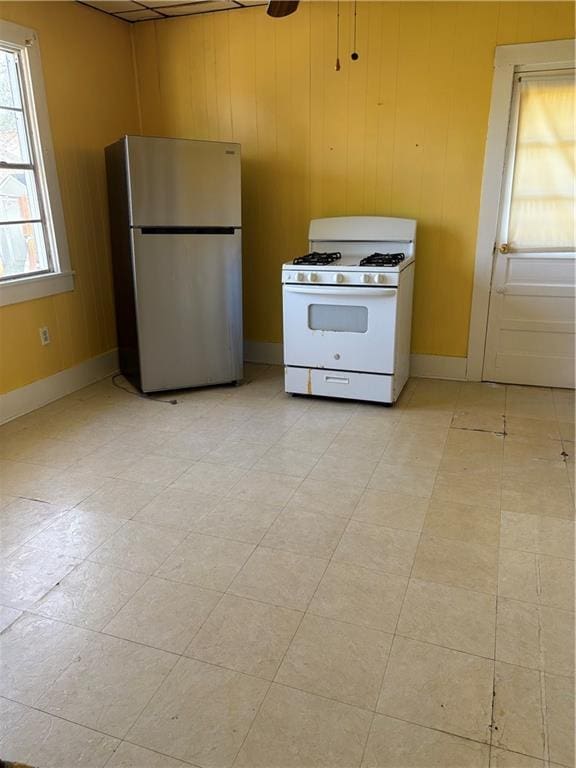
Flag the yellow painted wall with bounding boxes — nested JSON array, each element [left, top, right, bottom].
[[0, 1, 140, 393], [133, 1, 574, 357]]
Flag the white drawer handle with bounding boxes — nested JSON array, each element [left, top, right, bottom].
[[324, 375, 350, 385]]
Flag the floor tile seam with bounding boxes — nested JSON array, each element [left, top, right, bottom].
[[245, 466, 373, 766], [496, 590, 576, 616], [222, 405, 365, 515], [86, 516, 190, 577], [107, 738, 203, 768], [98, 567, 227, 644], [180, 616, 307, 685], [494, 652, 576, 681], [368, 709, 520, 752], [0, 506, 72, 553], [220, 463, 307, 507], [0, 457, 63, 475], [82, 641, 183, 744], [5, 607, 179, 662], [178, 528, 260, 555], [535, 555, 552, 765], [0, 693, 130, 747], [392, 631, 497, 664], [99, 589, 230, 662], [417, 528, 501, 554], [371, 474, 433, 718], [489, 392, 507, 751], [487, 747, 554, 768], [23, 553, 106, 619], [0, 452, 86, 472], [184, 507, 287, 548], [6, 684, 202, 767], [117, 456, 197, 488], [539, 667, 552, 765], [25, 511, 133, 564], [24, 616, 155, 715], [408, 567, 498, 598], [358, 710, 377, 768], [499, 543, 575, 564]]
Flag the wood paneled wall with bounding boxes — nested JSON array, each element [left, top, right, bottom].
[[133, 1, 574, 357]]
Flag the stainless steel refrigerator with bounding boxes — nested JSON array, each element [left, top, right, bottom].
[[105, 135, 243, 393]]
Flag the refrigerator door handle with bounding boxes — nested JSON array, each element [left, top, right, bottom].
[[138, 226, 238, 235]]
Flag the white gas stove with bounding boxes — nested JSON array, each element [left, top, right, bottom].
[[282, 216, 416, 404]]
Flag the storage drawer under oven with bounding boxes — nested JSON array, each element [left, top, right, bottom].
[[285, 366, 394, 403]]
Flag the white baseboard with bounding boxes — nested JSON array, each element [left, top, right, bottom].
[[410, 353, 467, 381], [244, 341, 467, 382], [0, 348, 119, 425], [1, 345, 469, 425], [244, 340, 284, 366]]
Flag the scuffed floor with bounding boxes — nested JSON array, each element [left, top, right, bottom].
[[0, 366, 573, 768]]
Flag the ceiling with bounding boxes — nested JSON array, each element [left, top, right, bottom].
[[77, 0, 267, 23]]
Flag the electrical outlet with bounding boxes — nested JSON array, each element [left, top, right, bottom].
[[39, 326, 50, 346]]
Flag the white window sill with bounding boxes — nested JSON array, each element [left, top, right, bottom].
[[0, 271, 75, 307]]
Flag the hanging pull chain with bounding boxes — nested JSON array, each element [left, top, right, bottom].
[[335, 0, 341, 71], [351, 0, 359, 61]]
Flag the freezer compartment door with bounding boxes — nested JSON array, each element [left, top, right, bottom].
[[126, 136, 241, 227], [132, 228, 243, 392]]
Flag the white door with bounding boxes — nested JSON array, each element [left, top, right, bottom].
[[483, 69, 576, 388]]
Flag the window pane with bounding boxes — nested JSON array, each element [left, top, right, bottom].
[[508, 76, 576, 250], [0, 49, 22, 109], [0, 168, 41, 222], [0, 107, 30, 164], [308, 304, 368, 333], [0, 221, 48, 278]]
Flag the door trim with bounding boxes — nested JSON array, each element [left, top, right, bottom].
[[465, 38, 575, 381]]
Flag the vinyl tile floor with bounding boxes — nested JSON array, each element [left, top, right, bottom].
[[0, 367, 574, 768]]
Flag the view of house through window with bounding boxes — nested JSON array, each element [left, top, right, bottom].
[[0, 46, 50, 279]]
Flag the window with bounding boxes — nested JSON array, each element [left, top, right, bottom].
[[505, 70, 575, 251], [308, 304, 368, 333], [0, 20, 72, 306]]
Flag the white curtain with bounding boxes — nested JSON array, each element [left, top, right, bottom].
[[508, 75, 575, 250]]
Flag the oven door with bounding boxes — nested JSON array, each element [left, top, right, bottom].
[[283, 284, 397, 374]]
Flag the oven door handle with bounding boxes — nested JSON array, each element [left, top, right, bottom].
[[283, 286, 397, 297]]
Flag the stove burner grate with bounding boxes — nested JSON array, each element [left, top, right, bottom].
[[293, 251, 342, 266], [359, 252, 405, 267]]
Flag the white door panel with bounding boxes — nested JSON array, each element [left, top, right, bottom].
[[484, 255, 575, 387]]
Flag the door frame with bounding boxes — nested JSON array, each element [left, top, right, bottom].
[[465, 38, 575, 381]]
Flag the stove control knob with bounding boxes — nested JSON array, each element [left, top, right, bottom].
[[334, 273, 344, 283], [310, 272, 319, 282], [377, 274, 387, 284], [362, 273, 372, 284], [296, 272, 305, 282]]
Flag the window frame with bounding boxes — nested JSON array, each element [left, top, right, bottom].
[[0, 19, 73, 307]]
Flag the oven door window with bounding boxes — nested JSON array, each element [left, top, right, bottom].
[[308, 303, 368, 333]]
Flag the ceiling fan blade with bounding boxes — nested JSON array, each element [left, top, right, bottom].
[[266, 0, 299, 18]]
